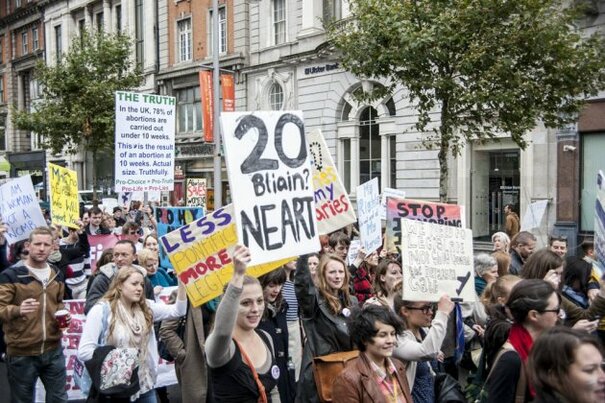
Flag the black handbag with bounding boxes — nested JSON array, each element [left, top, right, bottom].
[[434, 372, 466, 403]]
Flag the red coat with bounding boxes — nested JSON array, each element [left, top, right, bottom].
[[332, 352, 413, 403]]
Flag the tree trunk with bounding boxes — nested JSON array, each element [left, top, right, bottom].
[[438, 136, 449, 203], [92, 149, 98, 207]]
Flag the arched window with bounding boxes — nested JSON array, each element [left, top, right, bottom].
[[359, 106, 381, 186], [269, 82, 284, 110]]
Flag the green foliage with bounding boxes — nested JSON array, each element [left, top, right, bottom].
[[328, 0, 605, 200], [13, 29, 143, 156]]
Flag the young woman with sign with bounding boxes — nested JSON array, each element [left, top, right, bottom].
[[205, 245, 281, 402]]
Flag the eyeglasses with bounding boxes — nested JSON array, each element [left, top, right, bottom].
[[539, 306, 566, 319], [406, 304, 436, 314]]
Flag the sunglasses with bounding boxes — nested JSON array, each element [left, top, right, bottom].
[[407, 304, 436, 314]]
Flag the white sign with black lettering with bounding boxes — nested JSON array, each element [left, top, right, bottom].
[[357, 178, 381, 254], [114, 91, 176, 193], [221, 111, 319, 266], [400, 219, 475, 302]]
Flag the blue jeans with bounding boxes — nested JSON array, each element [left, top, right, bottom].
[[135, 390, 158, 403], [6, 346, 67, 403]]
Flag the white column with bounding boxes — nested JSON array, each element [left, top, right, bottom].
[[85, 5, 93, 28], [103, 0, 111, 32], [342, 0, 351, 18], [380, 133, 388, 193], [350, 135, 359, 197], [143, 1, 156, 73], [299, 0, 323, 37]]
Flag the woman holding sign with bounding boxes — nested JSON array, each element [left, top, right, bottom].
[[295, 254, 358, 402], [205, 245, 281, 402]]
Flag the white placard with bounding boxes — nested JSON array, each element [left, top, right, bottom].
[[381, 188, 406, 220], [357, 178, 382, 253], [521, 200, 549, 231], [221, 111, 319, 266], [0, 176, 47, 244], [400, 219, 475, 302], [347, 239, 361, 266], [114, 91, 176, 192]]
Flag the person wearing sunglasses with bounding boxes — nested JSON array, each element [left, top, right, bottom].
[[391, 283, 454, 403]]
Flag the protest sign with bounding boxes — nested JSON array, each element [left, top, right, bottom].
[[35, 290, 178, 402], [347, 239, 361, 266], [186, 178, 207, 208], [385, 197, 465, 254], [596, 171, 605, 269], [161, 204, 292, 306], [156, 207, 205, 269], [381, 188, 406, 220], [521, 200, 549, 231], [48, 163, 79, 229], [400, 219, 475, 302], [308, 129, 356, 234], [87, 234, 120, 274], [221, 111, 319, 265], [114, 91, 176, 192], [0, 175, 46, 244], [357, 178, 381, 253], [119, 191, 133, 207]]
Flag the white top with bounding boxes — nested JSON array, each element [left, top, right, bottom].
[[392, 310, 449, 389], [77, 298, 187, 382], [27, 264, 51, 285]]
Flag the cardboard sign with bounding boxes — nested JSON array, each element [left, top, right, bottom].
[[114, 91, 176, 192], [386, 197, 465, 254], [186, 178, 207, 208], [49, 163, 79, 229], [155, 207, 205, 270], [521, 200, 549, 231], [596, 171, 605, 269], [381, 188, 406, 220], [308, 129, 356, 234], [357, 178, 381, 254], [87, 234, 120, 274], [400, 219, 475, 302], [347, 239, 361, 266], [161, 204, 292, 306], [34, 291, 178, 402], [0, 175, 47, 244], [221, 111, 319, 266]]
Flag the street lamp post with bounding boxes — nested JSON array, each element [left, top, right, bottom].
[[212, 0, 222, 209]]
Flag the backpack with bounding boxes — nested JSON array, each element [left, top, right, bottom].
[[157, 310, 188, 362]]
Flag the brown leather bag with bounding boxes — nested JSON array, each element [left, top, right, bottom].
[[312, 350, 359, 402]]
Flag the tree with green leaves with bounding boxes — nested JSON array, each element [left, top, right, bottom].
[[328, 0, 605, 201], [13, 29, 143, 198]]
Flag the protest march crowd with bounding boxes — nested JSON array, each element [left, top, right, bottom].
[[0, 200, 605, 403]]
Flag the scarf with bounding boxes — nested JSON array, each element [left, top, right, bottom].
[[507, 323, 535, 398]]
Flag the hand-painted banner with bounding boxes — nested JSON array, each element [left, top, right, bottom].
[[595, 171, 605, 270], [160, 204, 292, 307], [308, 129, 356, 234], [222, 111, 319, 266], [0, 175, 47, 244], [386, 197, 465, 254], [49, 163, 79, 229], [400, 219, 475, 302], [156, 207, 205, 270], [357, 178, 381, 254], [186, 178, 207, 209], [34, 291, 178, 402], [87, 234, 120, 274]]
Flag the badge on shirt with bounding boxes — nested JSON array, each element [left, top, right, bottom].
[[271, 365, 280, 380]]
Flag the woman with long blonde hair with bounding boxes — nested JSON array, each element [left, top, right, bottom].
[[295, 253, 358, 402], [78, 266, 187, 402]]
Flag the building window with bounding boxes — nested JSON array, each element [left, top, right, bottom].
[[115, 5, 122, 33], [269, 82, 283, 110], [21, 31, 27, 55], [32, 26, 38, 50], [177, 18, 192, 62], [0, 36, 4, 64], [135, 0, 144, 66], [359, 106, 381, 186], [273, 0, 286, 45], [176, 87, 202, 134], [10, 32, 15, 60], [78, 19, 85, 37], [581, 133, 605, 231], [323, 0, 342, 21], [15, 0, 19, 7], [55, 25, 62, 61], [208, 6, 226, 55], [0, 75, 4, 103], [96, 12, 104, 32]]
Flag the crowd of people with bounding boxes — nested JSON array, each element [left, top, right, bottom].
[[0, 201, 604, 403]]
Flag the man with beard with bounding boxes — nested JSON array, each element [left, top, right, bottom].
[[509, 231, 537, 275]]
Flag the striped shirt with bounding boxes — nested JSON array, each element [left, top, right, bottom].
[[370, 357, 407, 403], [282, 280, 299, 322]]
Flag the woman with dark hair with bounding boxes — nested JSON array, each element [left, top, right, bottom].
[[527, 327, 605, 403], [205, 245, 281, 402], [258, 268, 296, 403], [561, 259, 592, 309], [332, 305, 413, 402], [365, 259, 402, 310], [295, 254, 357, 402], [392, 283, 454, 403], [486, 279, 561, 402], [306, 253, 320, 286]]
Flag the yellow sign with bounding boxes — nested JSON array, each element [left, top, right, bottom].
[[160, 204, 292, 306], [48, 163, 79, 228]]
